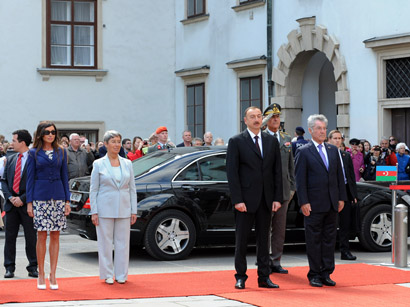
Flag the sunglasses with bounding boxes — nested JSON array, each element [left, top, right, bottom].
[[43, 130, 56, 136]]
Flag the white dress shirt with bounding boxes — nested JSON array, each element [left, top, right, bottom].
[[247, 128, 263, 157]]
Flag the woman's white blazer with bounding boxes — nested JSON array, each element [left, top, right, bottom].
[[90, 155, 137, 218]]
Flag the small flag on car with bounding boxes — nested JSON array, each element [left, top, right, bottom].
[[376, 166, 397, 181]]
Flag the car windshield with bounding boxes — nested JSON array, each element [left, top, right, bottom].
[[132, 152, 178, 177]]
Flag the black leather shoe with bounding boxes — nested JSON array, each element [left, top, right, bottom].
[[28, 270, 39, 278], [270, 265, 288, 274], [322, 277, 336, 286], [235, 279, 246, 289], [341, 251, 357, 261], [4, 270, 14, 278], [258, 278, 279, 288], [309, 278, 323, 287]]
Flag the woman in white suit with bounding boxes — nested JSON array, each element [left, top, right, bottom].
[[90, 130, 137, 284]]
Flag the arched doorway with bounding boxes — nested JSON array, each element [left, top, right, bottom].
[[301, 52, 337, 131], [271, 17, 350, 140]]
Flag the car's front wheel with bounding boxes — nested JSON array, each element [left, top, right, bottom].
[[359, 204, 392, 252], [144, 209, 196, 260]]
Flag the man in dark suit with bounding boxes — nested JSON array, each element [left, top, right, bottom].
[[294, 114, 347, 287], [1, 130, 38, 278], [226, 106, 283, 290], [328, 130, 358, 261], [262, 103, 295, 274]]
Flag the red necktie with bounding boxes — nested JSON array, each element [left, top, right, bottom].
[[13, 154, 23, 194]]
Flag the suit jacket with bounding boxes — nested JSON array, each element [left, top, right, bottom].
[[26, 148, 70, 203], [1, 152, 28, 212], [90, 155, 137, 218], [295, 141, 347, 212], [340, 150, 358, 201], [264, 129, 295, 201], [226, 130, 283, 213]]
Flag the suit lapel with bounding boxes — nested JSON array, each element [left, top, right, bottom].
[[8, 154, 17, 183], [261, 132, 271, 159], [103, 156, 119, 188], [118, 157, 128, 187], [243, 130, 262, 159], [308, 141, 328, 171], [324, 143, 333, 172]]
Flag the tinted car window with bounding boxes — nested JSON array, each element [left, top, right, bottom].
[[175, 163, 200, 181], [132, 152, 178, 177], [199, 155, 227, 181]]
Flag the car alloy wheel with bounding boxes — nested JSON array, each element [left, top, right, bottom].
[[359, 204, 392, 252], [144, 209, 196, 260]]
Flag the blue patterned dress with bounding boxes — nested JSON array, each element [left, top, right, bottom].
[[27, 149, 69, 231]]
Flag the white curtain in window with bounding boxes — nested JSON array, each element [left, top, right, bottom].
[[74, 25, 94, 66], [51, 0, 71, 21], [51, 25, 71, 65], [74, 1, 94, 22]]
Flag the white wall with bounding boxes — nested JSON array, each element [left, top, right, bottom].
[[0, 0, 176, 142], [175, 0, 268, 143], [273, 0, 410, 145]]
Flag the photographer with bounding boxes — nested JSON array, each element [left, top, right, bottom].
[[379, 137, 398, 166], [363, 146, 386, 181]]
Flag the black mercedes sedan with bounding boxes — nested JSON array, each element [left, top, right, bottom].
[[67, 147, 410, 260]]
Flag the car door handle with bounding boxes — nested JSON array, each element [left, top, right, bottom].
[[181, 185, 200, 192]]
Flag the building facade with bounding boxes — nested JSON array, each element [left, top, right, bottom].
[[0, 0, 176, 142], [1, 0, 410, 146], [175, 0, 410, 146]]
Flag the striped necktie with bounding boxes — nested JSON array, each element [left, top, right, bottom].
[[13, 154, 23, 194]]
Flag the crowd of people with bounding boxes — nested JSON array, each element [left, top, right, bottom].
[[291, 129, 410, 181], [0, 111, 409, 291], [0, 123, 227, 288]]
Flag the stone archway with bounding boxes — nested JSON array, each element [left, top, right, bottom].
[[271, 16, 350, 139]]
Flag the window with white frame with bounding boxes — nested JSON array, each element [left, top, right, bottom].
[[47, 0, 96, 68]]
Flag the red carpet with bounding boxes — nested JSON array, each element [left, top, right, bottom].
[[0, 263, 409, 305]]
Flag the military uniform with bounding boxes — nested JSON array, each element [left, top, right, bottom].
[[147, 142, 175, 154], [263, 103, 296, 273]]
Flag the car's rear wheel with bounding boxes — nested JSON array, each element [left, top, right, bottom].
[[359, 204, 392, 252], [144, 210, 196, 260]]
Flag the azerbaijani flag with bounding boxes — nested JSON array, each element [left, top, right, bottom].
[[376, 166, 397, 181]]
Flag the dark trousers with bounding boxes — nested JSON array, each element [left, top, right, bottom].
[[234, 200, 271, 281], [4, 206, 37, 272], [338, 199, 352, 253], [304, 209, 338, 280]]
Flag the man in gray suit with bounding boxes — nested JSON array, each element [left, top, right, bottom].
[[263, 103, 295, 274]]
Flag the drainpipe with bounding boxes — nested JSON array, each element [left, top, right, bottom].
[[267, 0, 274, 100]]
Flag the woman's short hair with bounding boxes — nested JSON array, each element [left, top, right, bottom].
[[103, 130, 122, 143], [396, 142, 407, 150], [307, 114, 328, 129]]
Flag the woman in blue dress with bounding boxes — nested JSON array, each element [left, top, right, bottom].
[[27, 121, 70, 290]]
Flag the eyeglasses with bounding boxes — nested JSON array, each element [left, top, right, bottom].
[[389, 138, 395, 141], [43, 130, 56, 136]]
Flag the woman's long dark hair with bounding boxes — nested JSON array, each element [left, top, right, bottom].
[[32, 121, 64, 159]]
